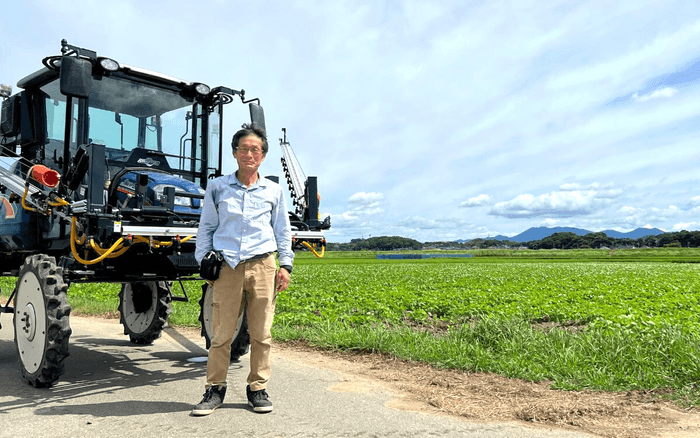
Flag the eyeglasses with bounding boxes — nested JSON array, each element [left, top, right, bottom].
[[237, 147, 263, 156]]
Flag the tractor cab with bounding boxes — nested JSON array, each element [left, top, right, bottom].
[[0, 40, 265, 265]]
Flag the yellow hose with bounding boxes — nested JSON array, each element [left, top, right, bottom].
[[20, 174, 193, 264], [131, 235, 193, 247], [133, 236, 170, 248], [73, 218, 194, 261], [20, 186, 40, 213], [70, 217, 125, 265], [87, 235, 192, 257], [48, 197, 70, 207], [89, 239, 130, 257], [301, 241, 325, 258], [21, 184, 69, 212]]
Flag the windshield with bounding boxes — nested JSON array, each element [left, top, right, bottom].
[[41, 75, 206, 181]]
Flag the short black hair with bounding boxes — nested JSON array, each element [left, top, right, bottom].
[[231, 123, 268, 155]]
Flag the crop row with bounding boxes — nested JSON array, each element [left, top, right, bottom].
[[277, 258, 700, 331]]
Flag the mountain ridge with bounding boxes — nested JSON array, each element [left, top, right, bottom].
[[482, 226, 666, 243]]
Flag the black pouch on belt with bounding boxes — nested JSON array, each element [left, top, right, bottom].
[[200, 251, 224, 281]]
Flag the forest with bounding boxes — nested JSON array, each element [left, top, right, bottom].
[[327, 230, 700, 251]]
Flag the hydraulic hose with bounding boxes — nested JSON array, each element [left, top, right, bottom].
[[301, 240, 325, 258], [72, 217, 194, 262], [89, 239, 130, 257], [70, 217, 125, 265], [21, 185, 70, 211], [20, 185, 40, 213], [48, 197, 70, 207], [132, 235, 194, 248]]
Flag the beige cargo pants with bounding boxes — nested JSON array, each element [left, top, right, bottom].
[[206, 254, 277, 391]]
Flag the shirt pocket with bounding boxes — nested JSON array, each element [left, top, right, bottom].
[[219, 197, 243, 216], [249, 197, 273, 222]]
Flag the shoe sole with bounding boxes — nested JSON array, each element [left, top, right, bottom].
[[248, 401, 273, 413], [191, 405, 220, 416]]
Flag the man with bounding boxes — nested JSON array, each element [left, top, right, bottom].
[[192, 123, 293, 415]]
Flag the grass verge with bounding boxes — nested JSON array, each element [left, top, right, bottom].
[[272, 316, 700, 407]]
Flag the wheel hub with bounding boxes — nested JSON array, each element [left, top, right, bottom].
[[20, 303, 37, 341], [15, 269, 48, 376]]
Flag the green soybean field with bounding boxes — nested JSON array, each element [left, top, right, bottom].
[[273, 250, 700, 405], [2, 248, 700, 405]]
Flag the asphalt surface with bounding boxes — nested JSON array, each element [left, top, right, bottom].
[[0, 315, 593, 438]]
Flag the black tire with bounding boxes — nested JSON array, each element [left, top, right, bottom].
[[198, 282, 250, 361], [118, 281, 172, 345], [14, 254, 71, 388]]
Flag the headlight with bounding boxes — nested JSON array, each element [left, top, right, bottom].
[[98, 57, 120, 72], [153, 184, 191, 207], [193, 83, 210, 96]]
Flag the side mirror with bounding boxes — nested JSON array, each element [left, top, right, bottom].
[[60, 56, 92, 98], [249, 103, 266, 133]]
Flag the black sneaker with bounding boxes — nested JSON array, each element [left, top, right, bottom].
[[247, 385, 273, 413], [192, 385, 226, 416]]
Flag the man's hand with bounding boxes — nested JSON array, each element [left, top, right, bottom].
[[276, 267, 291, 292]]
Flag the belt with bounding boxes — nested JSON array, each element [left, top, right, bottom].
[[241, 252, 273, 263]]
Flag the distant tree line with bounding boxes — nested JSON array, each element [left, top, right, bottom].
[[327, 230, 700, 251], [327, 236, 422, 251], [525, 230, 700, 250]]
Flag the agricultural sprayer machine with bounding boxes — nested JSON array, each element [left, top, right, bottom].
[[0, 40, 329, 387]]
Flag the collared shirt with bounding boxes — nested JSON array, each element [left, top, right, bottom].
[[195, 172, 294, 271]]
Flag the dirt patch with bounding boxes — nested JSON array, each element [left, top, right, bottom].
[[273, 341, 700, 438]]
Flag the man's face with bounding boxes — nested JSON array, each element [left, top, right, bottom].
[[233, 134, 265, 173]]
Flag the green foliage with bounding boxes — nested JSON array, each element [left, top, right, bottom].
[[167, 281, 206, 327], [3, 249, 700, 404], [328, 236, 423, 251], [275, 251, 700, 402], [67, 283, 121, 315], [0, 277, 14, 301], [274, 317, 700, 393], [279, 257, 700, 331]]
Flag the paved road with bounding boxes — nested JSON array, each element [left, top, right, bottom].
[[0, 315, 592, 438]]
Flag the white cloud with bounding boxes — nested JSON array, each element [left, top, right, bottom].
[[672, 222, 698, 231], [460, 194, 490, 207], [398, 216, 458, 230], [615, 206, 646, 228], [333, 192, 385, 225], [618, 206, 639, 214], [348, 192, 384, 206], [489, 184, 622, 219], [650, 205, 681, 217], [559, 183, 582, 191], [540, 218, 559, 227], [560, 183, 622, 198], [633, 87, 678, 102]]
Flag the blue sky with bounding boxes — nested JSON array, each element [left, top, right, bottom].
[[2, 0, 700, 242]]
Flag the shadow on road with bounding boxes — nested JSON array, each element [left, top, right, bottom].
[[34, 400, 193, 417], [0, 326, 236, 418]]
